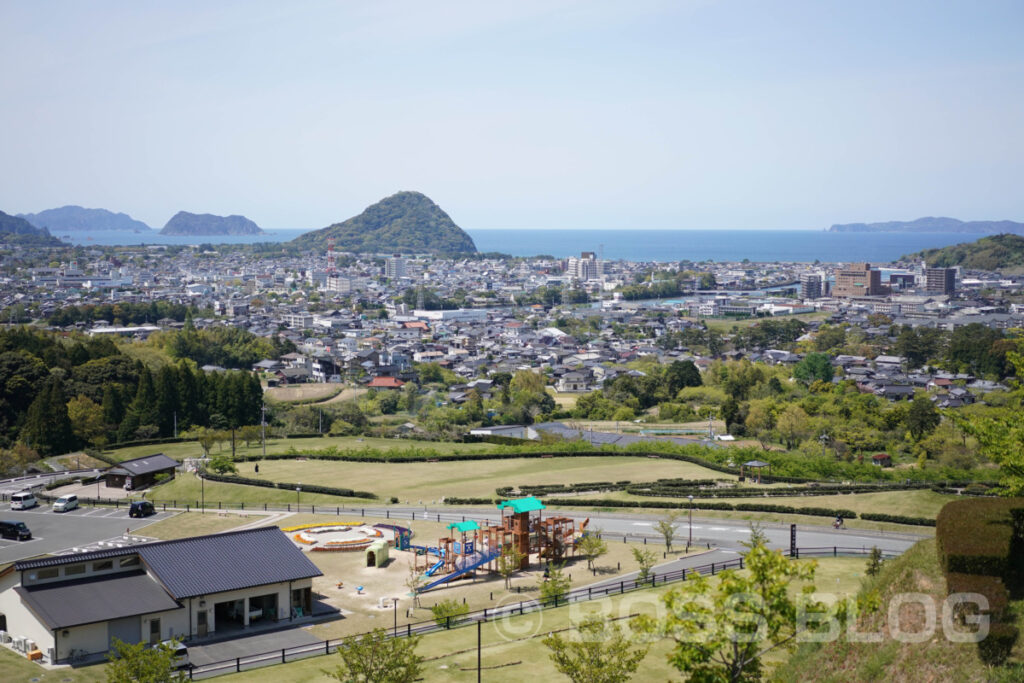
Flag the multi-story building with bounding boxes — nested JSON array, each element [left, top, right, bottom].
[[566, 252, 602, 281], [385, 256, 406, 279], [834, 263, 882, 298], [923, 267, 956, 295], [799, 273, 822, 300]]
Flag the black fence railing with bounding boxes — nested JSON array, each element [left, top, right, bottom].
[[184, 545, 897, 680]]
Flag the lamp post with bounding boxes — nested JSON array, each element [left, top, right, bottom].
[[201, 468, 205, 514], [393, 598, 399, 637], [296, 485, 301, 511], [687, 495, 694, 550]]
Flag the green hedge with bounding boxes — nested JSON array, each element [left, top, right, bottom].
[[859, 513, 936, 526], [536, 497, 858, 519], [200, 471, 376, 500], [936, 498, 1024, 583]]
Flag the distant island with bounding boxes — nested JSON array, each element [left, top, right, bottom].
[[905, 233, 1024, 271], [828, 217, 1024, 234], [160, 211, 264, 236], [0, 209, 64, 246], [291, 191, 477, 254], [19, 205, 152, 233]]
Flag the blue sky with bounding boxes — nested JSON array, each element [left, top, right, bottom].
[[1, 0, 1021, 230]]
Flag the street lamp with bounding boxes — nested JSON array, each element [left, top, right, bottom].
[[201, 467, 205, 514], [296, 485, 301, 511], [393, 598, 400, 637], [687, 495, 694, 550]]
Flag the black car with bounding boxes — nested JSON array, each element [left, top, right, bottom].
[[0, 520, 32, 540], [129, 501, 156, 518]]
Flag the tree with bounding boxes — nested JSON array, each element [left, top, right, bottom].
[[744, 401, 776, 450], [543, 615, 650, 683], [539, 563, 571, 605], [904, 395, 940, 441], [632, 546, 657, 583], [326, 628, 423, 683], [577, 531, 608, 570], [793, 352, 833, 384], [405, 562, 425, 608], [865, 546, 883, 577], [106, 637, 187, 683], [633, 541, 821, 683], [655, 511, 682, 554], [775, 404, 810, 449], [497, 544, 526, 589], [207, 454, 237, 475], [430, 598, 469, 628], [510, 369, 546, 395], [20, 377, 75, 455], [0, 443, 39, 477], [67, 394, 106, 447], [665, 360, 702, 394]]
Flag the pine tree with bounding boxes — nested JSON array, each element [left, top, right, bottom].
[[155, 365, 180, 437], [20, 377, 74, 455]]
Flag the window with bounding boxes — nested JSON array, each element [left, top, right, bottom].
[[64, 564, 86, 576], [37, 568, 59, 580], [93, 560, 113, 572], [119, 556, 141, 568]]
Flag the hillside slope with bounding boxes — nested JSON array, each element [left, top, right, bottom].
[[160, 211, 264, 235], [0, 210, 64, 245], [906, 234, 1024, 270], [291, 191, 476, 254], [776, 538, 1023, 682]]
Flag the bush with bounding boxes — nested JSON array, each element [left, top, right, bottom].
[[430, 599, 469, 628], [860, 513, 936, 527]]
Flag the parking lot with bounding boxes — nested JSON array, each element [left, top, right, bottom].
[[0, 500, 175, 564]]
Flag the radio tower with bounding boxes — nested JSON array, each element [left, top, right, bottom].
[[326, 238, 336, 275]]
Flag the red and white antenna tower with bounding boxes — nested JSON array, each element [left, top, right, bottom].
[[326, 237, 336, 275]]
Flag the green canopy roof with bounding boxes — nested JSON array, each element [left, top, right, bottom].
[[497, 496, 545, 513], [446, 521, 480, 532]]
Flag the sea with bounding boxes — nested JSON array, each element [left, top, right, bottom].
[[60, 229, 977, 264]]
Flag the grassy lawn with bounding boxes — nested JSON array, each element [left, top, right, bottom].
[[147, 472, 374, 507], [0, 646, 106, 683], [218, 555, 864, 683], [247, 456, 735, 505], [139, 511, 257, 540], [104, 435, 491, 463], [688, 311, 830, 333]]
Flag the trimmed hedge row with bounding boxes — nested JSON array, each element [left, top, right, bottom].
[[859, 513, 936, 526], [200, 470, 376, 500], [536, 497, 858, 519]]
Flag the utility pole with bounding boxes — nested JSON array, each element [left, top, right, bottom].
[[173, 411, 177, 439], [261, 403, 266, 458]]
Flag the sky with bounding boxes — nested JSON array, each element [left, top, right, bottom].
[[1, 0, 1022, 231]]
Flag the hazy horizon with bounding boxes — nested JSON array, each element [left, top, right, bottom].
[[2, 1, 1022, 231]]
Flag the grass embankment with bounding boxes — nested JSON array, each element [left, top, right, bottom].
[[0, 646, 106, 682], [215, 555, 864, 683], [147, 472, 372, 507], [777, 538, 1024, 682]]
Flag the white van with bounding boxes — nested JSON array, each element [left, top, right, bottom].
[[160, 640, 189, 669], [10, 491, 38, 510], [53, 494, 79, 513]]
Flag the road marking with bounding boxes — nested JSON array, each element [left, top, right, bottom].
[[631, 522, 652, 526]]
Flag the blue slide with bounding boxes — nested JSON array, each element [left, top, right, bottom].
[[419, 550, 501, 593], [424, 559, 445, 577]]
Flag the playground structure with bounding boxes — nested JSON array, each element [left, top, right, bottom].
[[283, 522, 412, 554], [410, 496, 588, 593]]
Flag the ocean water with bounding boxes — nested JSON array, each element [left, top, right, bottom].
[[62, 228, 975, 263]]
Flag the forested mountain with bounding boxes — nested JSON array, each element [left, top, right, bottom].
[[0, 326, 263, 462], [291, 191, 477, 254], [829, 217, 1024, 234], [160, 211, 264, 235], [905, 233, 1024, 270], [0, 210, 64, 246], [19, 205, 152, 232]]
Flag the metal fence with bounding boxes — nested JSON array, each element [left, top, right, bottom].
[[184, 545, 895, 680]]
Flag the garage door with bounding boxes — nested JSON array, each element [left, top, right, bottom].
[[108, 616, 141, 649]]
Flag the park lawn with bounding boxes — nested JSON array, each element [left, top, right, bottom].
[[249, 456, 735, 505], [688, 311, 831, 333], [139, 511, 257, 540], [147, 472, 375, 508], [220, 555, 864, 683], [104, 435, 491, 463], [0, 645, 107, 682]]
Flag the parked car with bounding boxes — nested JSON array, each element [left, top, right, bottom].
[[53, 494, 79, 512], [160, 640, 189, 669], [10, 491, 38, 510], [0, 520, 32, 540], [129, 501, 156, 518]]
